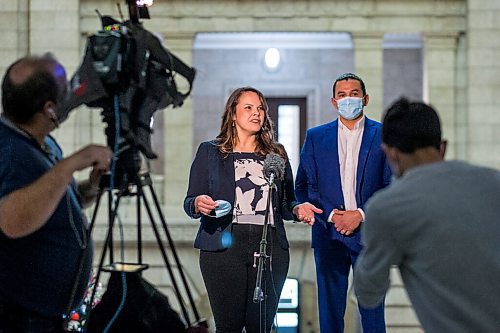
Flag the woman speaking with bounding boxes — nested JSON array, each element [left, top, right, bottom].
[[184, 87, 320, 332]]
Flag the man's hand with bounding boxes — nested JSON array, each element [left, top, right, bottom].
[[78, 167, 108, 209], [332, 209, 362, 235], [67, 144, 114, 173], [293, 202, 323, 225]]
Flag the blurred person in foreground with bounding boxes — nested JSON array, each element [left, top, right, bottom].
[[184, 87, 320, 333], [354, 98, 500, 332], [0, 55, 113, 332]]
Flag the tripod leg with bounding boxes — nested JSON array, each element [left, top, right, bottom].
[[136, 184, 192, 326], [107, 189, 114, 264], [136, 190, 143, 265], [86, 188, 125, 326], [88, 187, 104, 234], [146, 180, 203, 324]]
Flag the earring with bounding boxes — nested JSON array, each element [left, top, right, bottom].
[[232, 121, 235, 127]]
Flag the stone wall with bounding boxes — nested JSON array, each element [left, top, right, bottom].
[[1, 1, 500, 332]]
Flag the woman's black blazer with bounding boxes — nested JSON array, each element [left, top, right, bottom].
[[184, 140, 298, 251]]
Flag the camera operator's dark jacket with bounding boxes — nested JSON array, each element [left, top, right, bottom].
[[184, 140, 299, 251], [0, 119, 92, 317]]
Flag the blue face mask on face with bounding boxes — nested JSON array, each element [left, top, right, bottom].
[[336, 97, 364, 120], [210, 200, 232, 218]]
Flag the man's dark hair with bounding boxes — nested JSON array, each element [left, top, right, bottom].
[[332, 72, 367, 96], [1, 57, 59, 124], [382, 97, 442, 153]]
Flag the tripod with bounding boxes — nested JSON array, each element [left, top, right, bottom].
[[85, 171, 207, 331]]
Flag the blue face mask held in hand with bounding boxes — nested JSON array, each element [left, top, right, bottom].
[[210, 200, 232, 218]]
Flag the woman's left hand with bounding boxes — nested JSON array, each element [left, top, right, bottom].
[[194, 194, 217, 216], [293, 202, 323, 225]]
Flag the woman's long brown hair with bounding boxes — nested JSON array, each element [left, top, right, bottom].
[[215, 86, 287, 160]]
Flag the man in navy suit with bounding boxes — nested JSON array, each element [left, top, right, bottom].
[[295, 73, 391, 333]]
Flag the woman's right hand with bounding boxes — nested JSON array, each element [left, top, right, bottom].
[[194, 195, 217, 215]]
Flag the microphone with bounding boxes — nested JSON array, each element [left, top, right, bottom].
[[263, 153, 285, 185]]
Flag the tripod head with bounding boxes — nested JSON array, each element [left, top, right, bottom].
[[127, 0, 151, 23]]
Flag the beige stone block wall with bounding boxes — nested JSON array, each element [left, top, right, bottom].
[[3, 0, 500, 331], [0, 0, 27, 71], [28, 0, 80, 66], [26, 0, 83, 155]]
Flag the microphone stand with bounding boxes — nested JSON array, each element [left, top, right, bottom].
[[253, 173, 276, 306]]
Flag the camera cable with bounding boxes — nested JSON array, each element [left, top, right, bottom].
[[103, 94, 127, 333]]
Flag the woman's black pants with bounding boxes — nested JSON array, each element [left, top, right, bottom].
[[199, 224, 289, 333]]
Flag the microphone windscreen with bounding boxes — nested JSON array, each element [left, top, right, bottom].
[[263, 153, 285, 181]]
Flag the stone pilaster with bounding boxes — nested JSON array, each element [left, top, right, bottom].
[[423, 33, 459, 159], [160, 35, 196, 218], [455, 32, 468, 161], [467, 0, 500, 169], [352, 32, 384, 122]]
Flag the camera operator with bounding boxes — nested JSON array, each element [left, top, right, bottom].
[[0, 55, 113, 332]]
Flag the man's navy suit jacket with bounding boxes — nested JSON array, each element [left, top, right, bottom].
[[295, 117, 391, 253]]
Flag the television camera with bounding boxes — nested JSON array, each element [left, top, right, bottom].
[[56, 0, 196, 188], [57, 1, 205, 332]]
